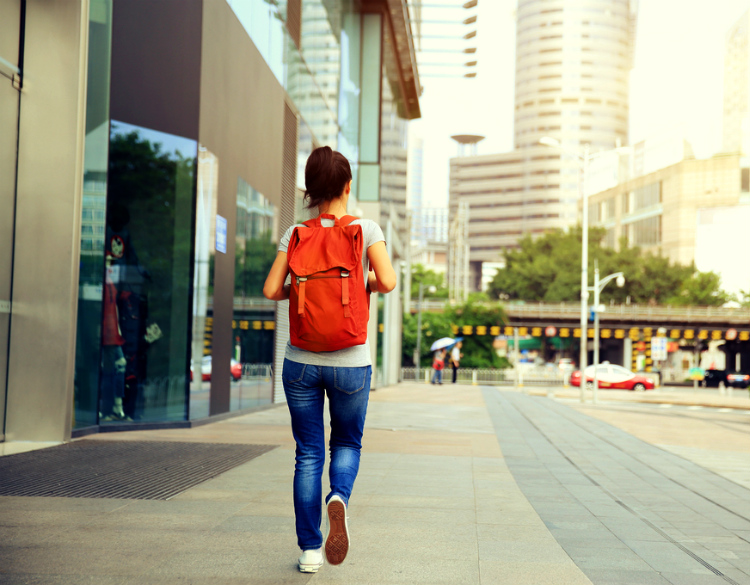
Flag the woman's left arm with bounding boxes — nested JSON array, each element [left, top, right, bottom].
[[263, 251, 290, 301]]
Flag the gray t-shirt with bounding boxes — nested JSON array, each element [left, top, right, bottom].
[[278, 218, 386, 367]]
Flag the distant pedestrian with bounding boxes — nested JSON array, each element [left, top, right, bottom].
[[451, 341, 463, 384], [263, 146, 397, 573], [431, 348, 446, 384]]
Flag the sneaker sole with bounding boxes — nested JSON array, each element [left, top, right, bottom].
[[325, 500, 349, 565]]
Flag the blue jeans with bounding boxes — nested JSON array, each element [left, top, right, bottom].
[[431, 368, 443, 384], [282, 358, 371, 551]]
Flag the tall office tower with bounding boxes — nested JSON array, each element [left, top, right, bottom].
[[723, 9, 750, 155], [450, 0, 638, 290], [514, 0, 636, 151], [407, 135, 424, 243]]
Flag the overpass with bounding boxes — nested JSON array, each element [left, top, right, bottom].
[[413, 301, 750, 374]]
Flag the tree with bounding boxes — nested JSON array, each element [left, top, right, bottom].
[[668, 271, 732, 306], [402, 300, 510, 369], [409, 264, 449, 299], [488, 227, 730, 306]]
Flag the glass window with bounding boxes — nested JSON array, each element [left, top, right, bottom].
[[625, 215, 661, 246], [233, 178, 277, 410], [189, 147, 219, 420], [632, 182, 661, 211], [74, 0, 113, 429], [102, 121, 197, 423]]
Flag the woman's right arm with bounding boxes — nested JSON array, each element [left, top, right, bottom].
[[366, 241, 397, 293]]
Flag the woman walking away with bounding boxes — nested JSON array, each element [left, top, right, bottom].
[[431, 348, 446, 384], [263, 146, 397, 574]]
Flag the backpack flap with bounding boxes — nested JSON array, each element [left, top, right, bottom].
[[288, 225, 362, 276]]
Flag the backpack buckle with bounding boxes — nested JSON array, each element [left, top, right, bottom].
[[296, 276, 307, 285], [341, 271, 349, 278]]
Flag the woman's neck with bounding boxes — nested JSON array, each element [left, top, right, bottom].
[[318, 199, 348, 218]]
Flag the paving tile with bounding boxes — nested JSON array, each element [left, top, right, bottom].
[[578, 569, 672, 585], [478, 560, 593, 585]]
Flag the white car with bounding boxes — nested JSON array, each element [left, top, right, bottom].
[[571, 362, 655, 391]]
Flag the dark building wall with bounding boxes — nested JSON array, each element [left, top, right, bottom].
[[198, 3, 285, 414], [110, 0, 203, 140]]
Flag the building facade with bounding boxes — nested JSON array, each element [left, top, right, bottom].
[[588, 154, 747, 266], [0, 0, 420, 443], [449, 0, 638, 290]]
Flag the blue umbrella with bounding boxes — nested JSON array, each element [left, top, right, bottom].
[[430, 337, 455, 351]]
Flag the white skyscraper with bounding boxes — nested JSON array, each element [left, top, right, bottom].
[[450, 0, 639, 286]]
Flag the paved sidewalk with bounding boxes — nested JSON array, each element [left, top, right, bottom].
[[1, 384, 749, 584]]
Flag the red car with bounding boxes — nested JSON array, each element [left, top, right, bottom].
[[190, 357, 243, 382], [570, 363, 654, 391]]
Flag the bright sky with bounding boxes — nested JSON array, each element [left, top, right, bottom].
[[410, 0, 750, 208]]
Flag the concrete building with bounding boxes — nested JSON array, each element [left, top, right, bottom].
[[0, 0, 420, 444], [449, 0, 639, 290], [588, 153, 748, 266]]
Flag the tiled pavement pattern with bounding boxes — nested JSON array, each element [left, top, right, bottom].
[[485, 389, 750, 585], [2, 384, 749, 584]]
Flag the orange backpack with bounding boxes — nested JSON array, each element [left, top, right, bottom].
[[287, 214, 370, 352]]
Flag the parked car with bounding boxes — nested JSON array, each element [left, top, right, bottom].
[[703, 369, 750, 389], [570, 362, 655, 391], [702, 369, 726, 388], [190, 356, 243, 382]]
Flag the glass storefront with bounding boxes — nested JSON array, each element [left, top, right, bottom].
[[102, 121, 197, 423], [232, 179, 276, 410], [74, 0, 112, 429], [189, 147, 219, 420]]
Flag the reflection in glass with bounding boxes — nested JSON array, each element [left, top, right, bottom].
[[103, 121, 197, 423], [233, 179, 277, 410], [190, 147, 218, 419], [74, 0, 112, 428]]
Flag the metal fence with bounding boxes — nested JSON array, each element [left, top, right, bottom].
[[241, 363, 273, 380], [401, 367, 566, 386]]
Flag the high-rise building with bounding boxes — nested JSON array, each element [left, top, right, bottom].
[[723, 9, 750, 155], [449, 0, 639, 289]]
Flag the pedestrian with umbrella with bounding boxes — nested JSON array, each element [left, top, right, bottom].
[[430, 338, 454, 385]]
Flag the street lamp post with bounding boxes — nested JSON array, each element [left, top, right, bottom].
[[590, 269, 625, 404], [539, 137, 591, 402]]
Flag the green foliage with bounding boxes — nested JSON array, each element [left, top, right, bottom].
[[667, 271, 732, 306], [488, 227, 731, 306], [402, 300, 509, 369], [410, 264, 448, 299], [235, 229, 277, 297]]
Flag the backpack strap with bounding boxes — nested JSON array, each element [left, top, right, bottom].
[[341, 270, 350, 318], [302, 214, 359, 228]]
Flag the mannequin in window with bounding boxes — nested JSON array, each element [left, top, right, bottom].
[[100, 253, 128, 421], [105, 202, 161, 419]]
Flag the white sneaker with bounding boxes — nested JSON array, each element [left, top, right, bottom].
[[298, 548, 323, 573], [324, 495, 350, 565]]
